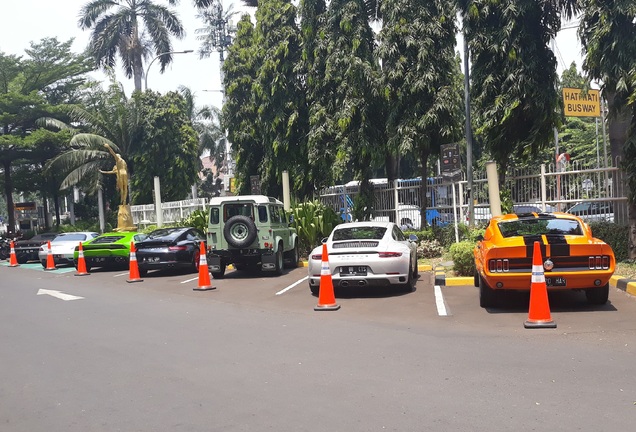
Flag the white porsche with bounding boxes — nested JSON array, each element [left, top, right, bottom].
[[307, 221, 419, 295]]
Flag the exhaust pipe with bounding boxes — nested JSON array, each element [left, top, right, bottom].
[[358, 280, 367, 286], [341, 281, 349, 287]]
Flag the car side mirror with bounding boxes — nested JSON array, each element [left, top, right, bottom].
[[321, 237, 328, 244], [476, 234, 484, 241], [408, 234, 418, 242]]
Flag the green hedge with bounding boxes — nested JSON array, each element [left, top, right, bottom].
[[588, 221, 629, 262]]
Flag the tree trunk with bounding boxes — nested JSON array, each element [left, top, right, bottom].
[[2, 160, 15, 236], [605, 91, 630, 165], [419, 147, 430, 228], [629, 201, 636, 260]]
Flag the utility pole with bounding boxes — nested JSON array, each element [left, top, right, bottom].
[[463, 30, 474, 228]]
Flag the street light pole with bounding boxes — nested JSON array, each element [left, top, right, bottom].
[[144, 50, 194, 91]]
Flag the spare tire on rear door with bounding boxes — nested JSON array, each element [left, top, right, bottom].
[[223, 215, 258, 248]]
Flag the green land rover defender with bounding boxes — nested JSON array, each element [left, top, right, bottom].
[[206, 195, 299, 278]]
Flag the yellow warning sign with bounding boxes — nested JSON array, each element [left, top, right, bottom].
[[562, 87, 601, 117]]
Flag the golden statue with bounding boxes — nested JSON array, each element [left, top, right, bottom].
[[100, 143, 128, 206], [100, 143, 135, 231]]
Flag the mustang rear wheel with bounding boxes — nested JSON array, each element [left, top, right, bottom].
[[585, 283, 609, 305], [479, 275, 497, 308]]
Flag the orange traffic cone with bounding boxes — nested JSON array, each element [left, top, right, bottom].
[[44, 241, 56, 271], [194, 242, 216, 291], [75, 242, 90, 276], [314, 243, 340, 311], [126, 242, 143, 283], [524, 241, 556, 329], [9, 240, 19, 267]]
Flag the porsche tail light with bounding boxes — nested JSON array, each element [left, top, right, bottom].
[[378, 252, 402, 258], [168, 245, 187, 251]]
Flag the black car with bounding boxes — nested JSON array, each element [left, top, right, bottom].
[[135, 227, 206, 277], [14, 232, 59, 264]]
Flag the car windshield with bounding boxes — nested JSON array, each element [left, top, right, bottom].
[[54, 234, 88, 242], [332, 226, 387, 241], [498, 218, 583, 238]]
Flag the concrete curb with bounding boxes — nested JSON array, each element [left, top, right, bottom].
[[610, 275, 636, 297], [270, 262, 636, 297]]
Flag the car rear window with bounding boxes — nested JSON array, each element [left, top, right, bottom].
[[54, 234, 88, 241], [147, 228, 182, 240], [332, 226, 387, 241], [498, 218, 583, 238]]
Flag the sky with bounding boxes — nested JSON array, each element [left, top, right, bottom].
[[1, 0, 588, 111]]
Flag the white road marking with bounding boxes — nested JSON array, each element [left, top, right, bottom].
[[114, 272, 129, 277], [434, 285, 450, 316], [37, 289, 84, 301], [181, 276, 199, 284], [276, 276, 309, 295]]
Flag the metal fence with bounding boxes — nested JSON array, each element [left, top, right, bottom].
[[318, 159, 628, 226], [130, 198, 208, 228]]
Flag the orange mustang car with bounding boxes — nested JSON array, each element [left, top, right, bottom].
[[473, 212, 615, 308]]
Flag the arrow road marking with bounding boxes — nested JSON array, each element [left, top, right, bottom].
[[37, 289, 84, 301]]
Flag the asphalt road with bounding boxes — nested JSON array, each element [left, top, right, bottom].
[[1, 262, 636, 432]]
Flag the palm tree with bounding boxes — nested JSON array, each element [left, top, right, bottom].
[[43, 79, 143, 205], [177, 86, 225, 169], [78, 0, 185, 92]]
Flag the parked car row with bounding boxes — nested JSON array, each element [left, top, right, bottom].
[[5, 228, 207, 278]]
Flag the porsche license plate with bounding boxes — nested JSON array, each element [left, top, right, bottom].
[[546, 277, 566, 287], [339, 266, 367, 276]]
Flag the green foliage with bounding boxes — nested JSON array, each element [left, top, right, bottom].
[[177, 209, 209, 233], [449, 240, 477, 277], [416, 239, 444, 259], [589, 221, 629, 262], [460, 0, 562, 182], [79, 0, 185, 91], [289, 200, 341, 256], [131, 91, 199, 203]]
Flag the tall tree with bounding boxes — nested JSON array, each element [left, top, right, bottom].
[[579, 0, 635, 166], [378, 0, 462, 226], [131, 91, 200, 203], [252, 0, 309, 198], [0, 39, 93, 234], [318, 0, 384, 220], [459, 0, 563, 185], [44, 79, 143, 209], [577, 0, 636, 258], [222, 14, 261, 194], [78, 0, 185, 92]]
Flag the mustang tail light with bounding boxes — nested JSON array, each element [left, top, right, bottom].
[[378, 252, 403, 258], [589, 255, 610, 270], [168, 245, 187, 251], [488, 259, 510, 273]]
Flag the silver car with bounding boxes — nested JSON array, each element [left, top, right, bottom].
[[307, 221, 419, 295], [38, 231, 99, 267]]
